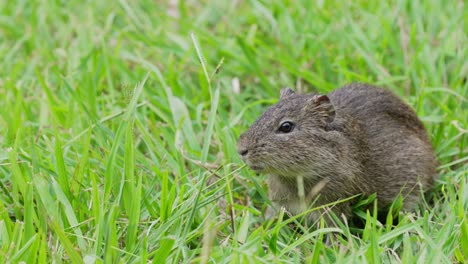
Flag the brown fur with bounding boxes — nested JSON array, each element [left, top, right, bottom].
[[237, 83, 438, 224]]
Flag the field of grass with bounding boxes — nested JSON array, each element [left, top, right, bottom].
[[0, 0, 467, 263]]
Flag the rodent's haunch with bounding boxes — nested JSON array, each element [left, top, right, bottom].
[[237, 83, 438, 224]]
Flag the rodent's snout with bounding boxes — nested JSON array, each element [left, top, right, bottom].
[[237, 147, 248, 157], [237, 133, 249, 158]]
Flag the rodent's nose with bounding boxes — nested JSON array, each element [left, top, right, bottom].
[[237, 133, 249, 157], [238, 148, 248, 156]]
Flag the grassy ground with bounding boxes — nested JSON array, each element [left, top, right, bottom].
[[0, 0, 467, 263]]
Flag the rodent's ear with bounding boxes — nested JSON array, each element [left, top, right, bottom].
[[280, 88, 295, 100], [311, 94, 329, 103], [309, 95, 335, 124]]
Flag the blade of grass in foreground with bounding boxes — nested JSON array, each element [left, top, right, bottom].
[[103, 72, 149, 201], [53, 125, 71, 200], [181, 34, 221, 239], [49, 220, 84, 264], [101, 73, 149, 261], [123, 117, 143, 254]]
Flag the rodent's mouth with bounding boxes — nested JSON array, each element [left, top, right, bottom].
[[244, 161, 266, 173], [242, 157, 268, 173], [249, 165, 264, 172]]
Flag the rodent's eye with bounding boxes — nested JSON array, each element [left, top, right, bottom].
[[278, 121, 295, 133]]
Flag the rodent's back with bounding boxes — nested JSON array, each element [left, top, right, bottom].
[[329, 83, 438, 206], [329, 83, 429, 142]]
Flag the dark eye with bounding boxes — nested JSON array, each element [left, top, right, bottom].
[[278, 121, 294, 133]]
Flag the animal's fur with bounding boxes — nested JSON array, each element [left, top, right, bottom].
[[237, 83, 438, 224]]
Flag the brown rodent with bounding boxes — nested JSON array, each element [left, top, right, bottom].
[[237, 83, 438, 224]]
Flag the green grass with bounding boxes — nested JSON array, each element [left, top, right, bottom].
[[0, 0, 467, 263]]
